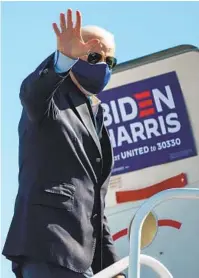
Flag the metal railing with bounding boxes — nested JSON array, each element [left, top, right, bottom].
[[93, 254, 173, 278], [93, 187, 199, 278], [128, 188, 199, 278]]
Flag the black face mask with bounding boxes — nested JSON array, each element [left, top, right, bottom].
[[71, 59, 112, 94]]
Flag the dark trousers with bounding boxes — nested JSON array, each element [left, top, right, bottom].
[[21, 261, 94, 278]]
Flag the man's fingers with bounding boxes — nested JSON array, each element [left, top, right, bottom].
[[75, 10, 82, 36], [60, 13, 66, 32], [52, 23, 61, 37], [67, 9, 73, 29]]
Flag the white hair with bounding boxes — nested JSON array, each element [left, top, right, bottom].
[[81, 25, 115, 47]]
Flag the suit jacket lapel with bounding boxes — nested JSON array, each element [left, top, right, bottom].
[[67, 91, 102, 157]]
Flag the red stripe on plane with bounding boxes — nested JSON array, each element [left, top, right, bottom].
[[112, 220, 182, 241], [112, 228, 128, 241], [158, 219, 182, 229], [116, 173, 187, 203]]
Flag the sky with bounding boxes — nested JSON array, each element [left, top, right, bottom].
[[1, 1, 199, 277]]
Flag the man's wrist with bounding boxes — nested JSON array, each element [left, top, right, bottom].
[[57, 48, 79, 60], [54, 50, 78, 73]]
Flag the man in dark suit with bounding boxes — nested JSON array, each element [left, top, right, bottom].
[[2, 8, 124, 278]]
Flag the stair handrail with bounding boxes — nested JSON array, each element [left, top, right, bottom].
[[92, 254, 173, 278], [93, 187, 199, 278], [128, 188, 199, 278]]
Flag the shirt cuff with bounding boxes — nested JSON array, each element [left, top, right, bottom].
[[54, 50, 78, 73]]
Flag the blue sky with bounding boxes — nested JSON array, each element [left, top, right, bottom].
[[1, 1, 199, 277]]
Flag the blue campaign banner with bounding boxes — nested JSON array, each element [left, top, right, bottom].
[[99, 71, 197, 176]]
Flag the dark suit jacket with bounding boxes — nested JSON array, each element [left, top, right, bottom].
[[2, 53, 119, 277]]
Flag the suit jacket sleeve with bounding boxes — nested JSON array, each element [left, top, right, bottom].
[[102, 214, 120, 268], [102, 216, 126, 277], [19, 53, 69, 122]]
